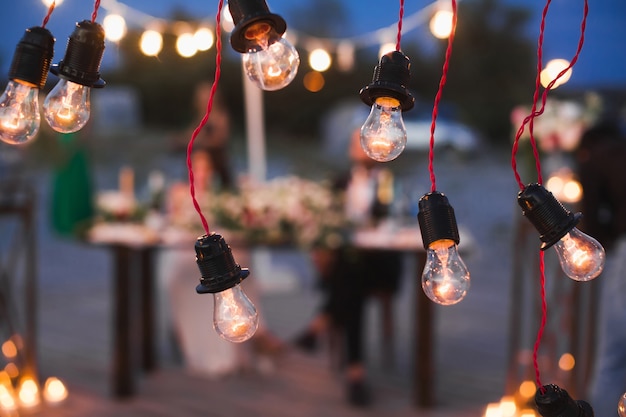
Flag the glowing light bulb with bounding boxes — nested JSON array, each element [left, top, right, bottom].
[[229, 0, 300, 91], [360, 96, 407, 162], [552, 227, 605, 281], [422, 239, 470, 305], [43, 377, 68, 403], [43, 79, 90, 133], [140, 30, 163, 56], [618, 392, 626, 417], [517, 183, 606, 282], [213, 283, 259, 343], [242, 23, 299, 91], [0, 26, 55, 145], [44, 20, 106, 133], [0, 81, 40, 144], [418, 191, 470, 305], [17, 377, 39, 407], [195, 234, 259, 343]]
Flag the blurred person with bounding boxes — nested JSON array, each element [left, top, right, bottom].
[[293, 129, 403, 407], [159, 150, 283, 378], [576, 118, 626, 416], [175, 81, 234, 190]]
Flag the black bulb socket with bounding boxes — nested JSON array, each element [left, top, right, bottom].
[[8, 26, 55, 89], [195, 233, 250, 294], [50, 20, 106, 88], [359, 50, 415, 111], [535, 384, 594, 417], [417, 191, 460, 250], [517, 183, 581, 250], [228, 0, 287, 53]]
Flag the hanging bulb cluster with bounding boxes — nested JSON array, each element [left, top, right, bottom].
[[44, 20, 106, 134], [517, 183, 605, 281], [359, 50, 414, 162], [417, 191, 470, 305], [0, 27, 55, 145], [534, 384, 594, 417], [194, 233, 259, 343], [228, 0, 300, 91]]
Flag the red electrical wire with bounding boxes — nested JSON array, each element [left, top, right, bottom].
[[509, 0, 589, 393], [427, 0, 457, 193], [41, 1, 56, 28], [91, 0, 101, 23], [396, 0, 405, 51], [186, 0, 225, 236]]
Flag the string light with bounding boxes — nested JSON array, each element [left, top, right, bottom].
[[139, 29, 163, 56], [540, 59, 572, 89], [228, 0, 300, 91], [0, 1, 55, 145], [44, 3, 106, 134], [103, 13, 127, 42]]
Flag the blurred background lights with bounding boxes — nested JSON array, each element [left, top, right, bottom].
[[4, 363, 18, 379], [176, 32, 197, 58], [303, 71, 325, 92], [499, 396, 517, 417], [308, 48, 331, 72], [103, 14, 127, 42], [558, 352, 576, 371], [221, 4, 235, 32], [519, 380, 536, 399], [43, 377, 68, 403], [1, 341, 17, 359], [140, 30, 163, 56], [17, 377, 39, 408], [336, 41, 355, 71], [42, 0, 64, 6], [540, 58, 572, 89], [546, 168, 582, 204], [193, 27, 214, 51], [378, 42, 396, 59], [430, 9, 454, 39]]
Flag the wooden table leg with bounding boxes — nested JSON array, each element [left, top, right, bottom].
[[414, 251, 435, 408], [112, 245, 134, 398], [140, 247, 156, 372]]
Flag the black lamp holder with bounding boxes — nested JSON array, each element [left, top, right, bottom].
[[517, 183, 581, 250], [417, 191, 460, 250], [50, 20, 106, 88], [228, 0, 287, 53], [359, 50, 415, 112], [8, 26, 55, 89], [195, 233, 250, 294], [535, 384, 594, 417]]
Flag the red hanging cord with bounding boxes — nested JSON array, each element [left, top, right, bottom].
[[396, 0, 405, 51], [186, 0, 225, 236], [91, 0, 101, 23], [427, 0, 457, 193], [41, 1, 56, 28], [509, 0, 589, 393]]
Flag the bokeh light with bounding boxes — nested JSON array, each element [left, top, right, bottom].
[[140, 30, 163, 56], [308, 48, 331, 72], [103, 14, 127, 42], [430, 9, 454, 39], [540, 58, 572, 89], [303, 71, 325, 92], [176, 33, 197, 58], [194, 27, 214, 51]]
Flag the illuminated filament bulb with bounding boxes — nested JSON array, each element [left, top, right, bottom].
[[228, 0, 299, 91], [195, 233, 259, 343], [0, 26, 54, 145], [359, 50, 414, 162], [44, 19, 106, 134], [43, 377, 68, 403], [360, 96, 407, 162], [418, 191, 470, 305], [213, 284, 259, 342], [44, 80, 90, 133], [517, 183, 605, 282]]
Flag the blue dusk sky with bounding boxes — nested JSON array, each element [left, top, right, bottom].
[[0, 0, 625, 89]]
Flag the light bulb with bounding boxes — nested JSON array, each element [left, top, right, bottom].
[[241, 24, 299, 91], [359, 50, 414, 162], [618, 392, 626, 417], [228, 0, 300, 91], [0, 26, 55, 145], [195, 233, 259, 343], [422, 239, 470, 305], [213, 283, 259, 343], [552, 227, 605, 281], [517, 183, 606, 281], [45, 20, 106, 133], [417, 191, 470, 305], [535, 384, 593, 417], [0, 81, 40, 144], [360, 96, 407, 162], [43, 79, 90, 133]]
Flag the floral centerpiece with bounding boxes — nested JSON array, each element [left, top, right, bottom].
[[208, 176, 349, 249]]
